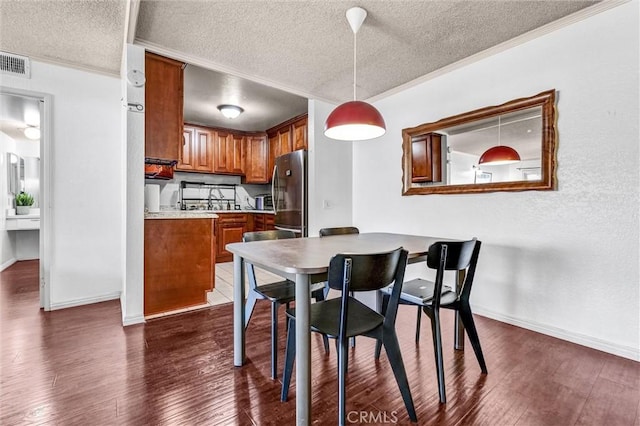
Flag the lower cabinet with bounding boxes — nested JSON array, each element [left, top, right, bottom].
[[216, 214, 248, 263], [253, 213, 275, 232], [144, 218, 215, 316]]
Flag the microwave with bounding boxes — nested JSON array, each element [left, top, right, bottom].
[[255, 195, 273, 210]]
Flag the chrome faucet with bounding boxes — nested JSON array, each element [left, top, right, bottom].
[[207, 188, 218, 210]]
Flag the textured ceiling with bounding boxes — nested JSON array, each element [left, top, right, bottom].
[[0, 0, 603, 130]]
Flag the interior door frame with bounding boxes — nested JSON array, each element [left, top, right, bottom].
[[1, 87, 52, 311]]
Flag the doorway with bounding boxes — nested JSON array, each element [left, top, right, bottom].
[[0, 88, 51, 310]]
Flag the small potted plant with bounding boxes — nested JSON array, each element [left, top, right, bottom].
[[15, 191, 34, 215]]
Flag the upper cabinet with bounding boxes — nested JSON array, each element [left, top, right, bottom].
[[267, 113, 307, 181], [145, 52, 184, 161], [214, 130, 245, 175], [178, 124, 214, 173], [244, 135, 269, 184], [292, 117, 308, 151]]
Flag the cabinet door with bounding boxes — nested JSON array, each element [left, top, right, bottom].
[[216, 215, 248, 262], [292, 117, 308, 151], [411, 133, 442, 183], [268, 134, 278, 182], [244, 135, 269, 183], [144, 52, 183, 160], [228, 134, 245, 175], [278, 127, 292, 156], [177, 126, 195, 171], [194, 128, 214, 172], [213, 130, 230, 173]]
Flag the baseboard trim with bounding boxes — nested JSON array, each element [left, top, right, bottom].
[[473, 306, 639, 362], [122, 314, 145, 326], [50, 292, 121, 311], [0, 258, 17, 272]]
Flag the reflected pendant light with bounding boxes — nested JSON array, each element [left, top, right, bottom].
[[478, 116, 520, 165], [324, 7, 386, 141]]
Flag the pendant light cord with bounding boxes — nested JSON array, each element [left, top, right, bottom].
[[498, 115, 501, 146], [353, 29, 357, 101]]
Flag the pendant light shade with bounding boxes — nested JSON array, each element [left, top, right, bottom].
[[324, 7, 386, 141], [324, 101, 386, 141], [478, 145, 521, 165]]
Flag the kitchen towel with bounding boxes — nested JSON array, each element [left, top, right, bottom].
[[145, 184, 160, 212]]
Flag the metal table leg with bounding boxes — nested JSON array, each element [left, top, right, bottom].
[[295, 273, 311, 425], [233, 254, 246, 366]]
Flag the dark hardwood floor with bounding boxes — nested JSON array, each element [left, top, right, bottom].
[[2, 260, 639, 425]]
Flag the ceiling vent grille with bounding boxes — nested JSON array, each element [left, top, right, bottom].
[[0, 52, 31, 78]]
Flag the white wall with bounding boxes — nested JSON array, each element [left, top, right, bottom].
[[0, 132, 17, 268], [122, 44, 145, 325], [307, 99, 354, 236], [1, 61, 123, 309], [352, 2, 639, 360]]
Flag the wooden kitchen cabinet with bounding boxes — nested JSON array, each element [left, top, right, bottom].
[[267, 113, 307, 181], [144, 218, 215, 316], [214, 130, 245, 175], [178, 124, 215, 172], [252, 213, 275, 232], [216, 214, 248, 263], [292, 116, 308, 151], [411, 132, 443, 183], [243, 134, 269, 183], [145, 52, 183, 161]]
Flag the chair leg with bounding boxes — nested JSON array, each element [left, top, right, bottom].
[[458, 305, 488, 374], [338, 335, 349, 426], [375, 294, 390, 359], [281, 318, 296, 402], [425, 308, 446, 403], [271, 302, 280, 379], [415, 306, 422, 343], [312, 289, 331, 355], [244, 292, 259, 328], [382, 332, 418, 422]]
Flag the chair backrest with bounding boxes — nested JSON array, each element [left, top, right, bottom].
[[243, 230, 296, 290], [243, 229, 296, 243], [328, 247, 409, 337], [319, 227, 360, 237], [426, 238, 481, 307], [327, 247, 407, 293]]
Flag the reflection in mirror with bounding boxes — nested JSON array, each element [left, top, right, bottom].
[[402, 90, 556, 195], [6, 153, 20, 194], [447, 106, 541, 185]]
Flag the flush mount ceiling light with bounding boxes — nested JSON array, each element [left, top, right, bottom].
[[23, 126, 40, 140], [324, 7, 386, 141], [217, 104, 244, 119], [478, 116, 521, 165]]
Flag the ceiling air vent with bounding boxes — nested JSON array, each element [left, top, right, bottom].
[[0, 52, 31, 78]]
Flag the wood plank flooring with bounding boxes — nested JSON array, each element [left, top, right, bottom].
[[2, 260, 639, 425]]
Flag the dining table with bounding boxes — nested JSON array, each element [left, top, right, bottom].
[[227, 232, 465, 425]]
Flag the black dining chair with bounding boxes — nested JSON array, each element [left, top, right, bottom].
[[319, 227, 359, 348], [243, 230, 329, 379], [376, 238, 486, 403], [281, 247, 417, 425]]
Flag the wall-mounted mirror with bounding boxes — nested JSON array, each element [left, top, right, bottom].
[[402, 90, 557, 195], [7, 152, 21, 195]]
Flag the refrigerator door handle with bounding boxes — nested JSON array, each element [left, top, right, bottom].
[[271, 165, 278, 213], [275, 225, 302, 234]]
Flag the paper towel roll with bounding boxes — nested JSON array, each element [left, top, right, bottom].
[[145, 184, 160, 212]]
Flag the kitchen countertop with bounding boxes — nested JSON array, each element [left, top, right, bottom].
[[144, 209, 274, 219]]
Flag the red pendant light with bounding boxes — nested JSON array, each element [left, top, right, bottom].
[[478, 115, 521, 165], [478, 146, 521, 165], [324, 7, 386, 141]]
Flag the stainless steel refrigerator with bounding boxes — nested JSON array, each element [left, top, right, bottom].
[[272, 149, 307, 236]]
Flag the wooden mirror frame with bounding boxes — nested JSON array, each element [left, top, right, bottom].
[[402, 89, 557, 195]]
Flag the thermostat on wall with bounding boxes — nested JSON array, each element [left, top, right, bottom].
[[127, 69, 146, 87]]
